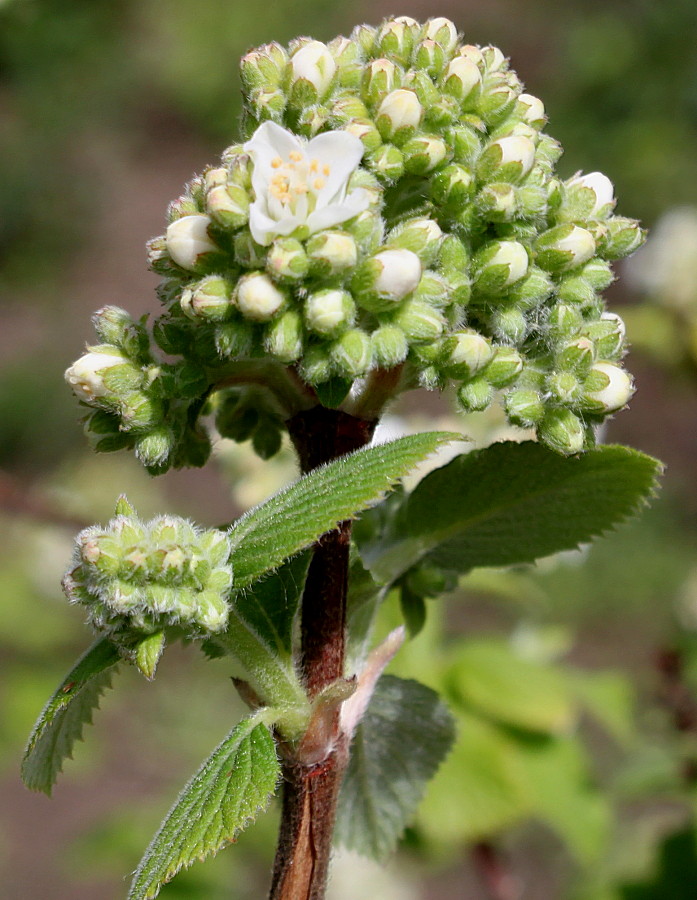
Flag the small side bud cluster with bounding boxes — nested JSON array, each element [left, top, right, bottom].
[[66, 17, 645, 463], [62, 497, 233, 656]]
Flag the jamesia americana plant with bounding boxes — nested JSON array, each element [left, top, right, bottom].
[[23, 16, 662, 900]]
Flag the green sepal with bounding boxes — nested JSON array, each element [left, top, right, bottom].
[[314, 376, 354, 408], [134, 631, 166, 680]]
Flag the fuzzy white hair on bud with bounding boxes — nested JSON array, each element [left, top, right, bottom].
[[166, 215, 218, 271], [373, 248, 422, 299]]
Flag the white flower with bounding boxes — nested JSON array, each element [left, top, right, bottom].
[[65, 350, 129, 402], [166, 215, 218, 270], [290, 41, 336, 95], [373, 249, 422, 299], [243, 122, 370, 246]]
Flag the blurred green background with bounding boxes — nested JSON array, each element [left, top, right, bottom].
[[2, 1, 697, 898]]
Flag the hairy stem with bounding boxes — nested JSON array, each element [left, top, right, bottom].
[[268, 406, 375, 900]]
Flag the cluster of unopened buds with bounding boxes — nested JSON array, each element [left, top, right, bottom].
[[62, 497, 233, 652], [65, 16, 645, 461]]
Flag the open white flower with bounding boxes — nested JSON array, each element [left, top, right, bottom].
[[243, 122, 370, 246]]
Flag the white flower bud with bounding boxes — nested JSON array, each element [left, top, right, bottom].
[[442, 331, 494, 377], [536, 224, 597, 273], [474, 240, 530, 292], [307, 231, 358, 275], [457, 44, 484, 66], [517, 93, 546, 127], [423, 17, 458, 52], [235, 272, 286, 321], [374, 249, 422, 299], [584, 362, 634, 412], [291, 40, 336, 95], [443, 56, 482, 102], [600, 311, 626, 340], [567, 172, 615, 217], [65, 350, 130, 402], [377, 89, 423, 131], [305, 289, 355, 336], [166, 215, 218, 271], [478, 135, 536, 183]]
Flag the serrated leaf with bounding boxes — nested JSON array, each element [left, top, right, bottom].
[[22, 638, 121, 794], [229, 431, 457, 588], [135, 631, 166, 680], [335, 674, 455, 861], [447, 638, 574, 734], [128, 714, 279, 900], [363, 442, 661, 584]]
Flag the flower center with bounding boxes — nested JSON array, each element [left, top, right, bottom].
[[268, 150, 332, 214]]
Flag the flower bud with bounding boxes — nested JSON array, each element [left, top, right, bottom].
[[235, 272, 286, 321], [440, 330, 493, 377], [135, 427, 176, 468], [266, 237, 309, 283], [442, 56, 482, 105], [473, 240, 529, 294], [180, 275, 233, 321], [413, 39, 447, 78], [565, 172, 615, 219], [355, 248, 422, 311], [367, 143, 405, 181], [546, 371, 581, 404], [363, 58, 401, 106], [505, 267, 554, 307], [546, 303, 583, 341], [328, 36, 363, 88], [344, 118, 382, 152], [516, 93, 546, 128], [264, 309, 304, 362], [423, 17, 459, 52], [402, 135, 449, 174], [166, 215, 219, 271], [391, 299, 445, 343], [505, 388, 544, 426], [240, 43, 288, 92], [92, 306, 147, 357], [388, 217, 443, 263], [557, 274, 597, 306], [581, 362, 634, 413], [415, 271, 454, 307], [580, 259, 614, 291], [299, 345, 333, 384], [556, 337, 595, 375], [449, 125, 481, 164], [306, 230, 358, 277], [476, 183, 517, 222], [330, 328, 372, 377], [215, 319, 254, 358], [404, 70, 441, 109], [457, 44, 485, 66], [233, 232, 267, 269], [290, 40, 336, 100], [65, 349, 136, 403], [205, 183, 250, 230], [376, 89, 423, 141], [457, 377, 493, 411], [538, 408, 585, 455], [484, 347, 524, 387], [371, 325, 409, 367], [600, 217, 646, 260], [478, 76, 518, 125], [583, 314, 626, 359], [374, 18, 417, 65], [120, 392, 163, 432], [305, 289, 356, 337], [430, 164, 475, 209], [167, 195, 200, 223], [491, 307, 528, 344], [331, 95, 370, 122], [477, 135, 536, 183], [535, 224, 596, 273]]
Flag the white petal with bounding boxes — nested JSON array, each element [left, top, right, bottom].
[[305, 130, 365, 202], [244, 122, 304, 200], [248, 202, 299, 245], [306, 188, 370, 235]]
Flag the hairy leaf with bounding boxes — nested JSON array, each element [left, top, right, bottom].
[[22, 638, 121, 794], [335, 674, 455, 860], [363, 442, 661, 584], [229, 431, 457, 588], [128, 714, 279, 900]]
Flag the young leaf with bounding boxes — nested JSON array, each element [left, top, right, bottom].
[[128, 713, 279, 900], [229, 431, 457, 588], [335, 674, 455, 861], [135, 631, 166, 680], [22, 637, 121, 794], [363, 442, 661, 584]]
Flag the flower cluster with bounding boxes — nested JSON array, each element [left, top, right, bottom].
[[66, 16, 645, 458], [62, 497, 233, 648]]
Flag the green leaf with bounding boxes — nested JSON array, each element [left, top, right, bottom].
[[229, 431, 457, 588], [345, 552, 387, 671], [135, 631, 166, 680], [22, 638, 121, 794], [128, 713, 279, 900], [313, 376, 354, 408], [363, 442, 661, 584], [233, 551, 310, 661], [568, 668, 636, 747], [335, 674, 455, 861], [447, 638, 575, 734]]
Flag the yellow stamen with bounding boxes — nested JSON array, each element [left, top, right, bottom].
[[289, 151, 303, 162], [323, 164, 331, 176], [294, 184, 308, 195], [271, 157, 283, 168], [309, 159, 319, 173], [313, 177, 325, 190]]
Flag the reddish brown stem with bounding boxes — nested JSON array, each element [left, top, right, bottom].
[[269, 407, 375, 900]]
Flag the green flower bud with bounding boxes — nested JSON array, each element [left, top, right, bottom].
[[205, 183, 250, 230], [430, 163, 475, 209], [135, 426, 176, 468], [440, 330, 494, 377], [423, 16, 459, 52], [299, 344, 333, 384], [477, 135, 536, 184], [65, 348, 140, 404], [167, 195, 201, 223], [477, 75, 518, 125], [413, 39, 447, 78], [235, 272, 286, 321], [240, 43, 289, 92], [476, 183, 517, 222], [227, 151, 253, 190], [306, 230, 358, 277], [331, 95, 370, 123], [376, 88, 422, 142], [556, 337, 595, 375], [120, 392, 162, 432], [344, 118, 383, 151], [449, 124, 481, 164], [581, 362, 634, 413], [442, 55, 482, 105], [165, 215, 220, 272], [582, 313, 626, 359], [546, 303, 583, 341], [351, 23, 378, 55], [330, 328, 372, 377], [367, 143, 405, 180], [564, 171, 615, 220], [485, 346, 524, 386], [580, 259, 614, 291], [290, 40, 336, 103], [388, 217, 443, 263], [375, 17, 419, 65], [415, 271, 454, 308], [92, 306, 149, 359], [516, 93, 546, 128], [491, 307, 528, 344], [505, 267, 554, 307], [305, 289, 356, 337], [363, 58, 401, 106], [266, 237, 309, 282], [535, 224, 597, 273], [505, 388, 545, 426], [391, 299, 445, 343], [264, 309, 304, 362], [371, 324, 409, 367], [402, 134, 449, 174], [600, 217, 646, 260], [546, 371, 581, 404], [473, 240, 529, 294], [234, 232, 267, 269], [457, 377, 493, 411], [538, 408, 585, 455], [214, 318, 254, 358], [180, 275, 233, 321], [557, 274, 597, 306], [515, 183, 548, 218], [354, 248, 422, 311], [328, 36, 364, 88]]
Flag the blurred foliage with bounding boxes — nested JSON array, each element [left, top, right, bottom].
[[2, 1, 697, 898]]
